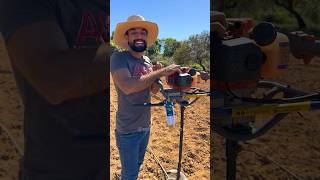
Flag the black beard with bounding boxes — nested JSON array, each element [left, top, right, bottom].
[[128, 39, 147, 52]]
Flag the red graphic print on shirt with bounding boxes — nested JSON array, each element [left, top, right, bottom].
[[132, 64, 153, 77], [75, 10, 108, 47]]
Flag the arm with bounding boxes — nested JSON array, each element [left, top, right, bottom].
[[150, 61, 163, 94], [211, 11, 227, 39], [112, 64, 180, 95], [6, 21, 109, 104]]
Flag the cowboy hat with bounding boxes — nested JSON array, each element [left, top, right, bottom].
[[113, 15, 158, 49]]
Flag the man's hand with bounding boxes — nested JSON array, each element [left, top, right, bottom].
[[150, 82, 160, 94], [152, 61, 163, 71], [180, 66, 190, 73], [159, 64, 181, 76], [211, 11, 227, 39]]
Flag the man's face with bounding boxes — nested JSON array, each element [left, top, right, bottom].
[[126, 28, 148, 52]]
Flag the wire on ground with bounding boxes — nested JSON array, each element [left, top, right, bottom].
[[241, 143, 303, 180], [147, 147, 169, 179]]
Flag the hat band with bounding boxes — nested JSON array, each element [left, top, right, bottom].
[[125, 27, 149, 35]]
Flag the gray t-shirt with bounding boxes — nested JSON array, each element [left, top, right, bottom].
[[110, 51, 152, 133], [0, 0, 108, 178]]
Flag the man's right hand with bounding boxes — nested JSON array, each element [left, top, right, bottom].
[[152, 61, 163, 71], [211, 11, 227, 39], [160, 64, 181, 76]]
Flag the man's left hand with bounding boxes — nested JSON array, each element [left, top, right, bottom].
[[151, 81, 160, 94], [152, 61, 163, 71]]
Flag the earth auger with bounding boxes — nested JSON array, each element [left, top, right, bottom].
[[212, 18, 320, 180]]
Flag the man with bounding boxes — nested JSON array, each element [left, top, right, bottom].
[[0, 0, 109, 179], [111, 15, 181, 179]]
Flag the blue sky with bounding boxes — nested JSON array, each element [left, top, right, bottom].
[[110, 0, 210, 41]]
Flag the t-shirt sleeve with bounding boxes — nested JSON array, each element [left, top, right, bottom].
[[0, 0, 57, 42], [143, 55, 153, 67], [110, 52, 128, 73]]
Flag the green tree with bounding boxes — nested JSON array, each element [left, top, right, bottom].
[[187, 31, 210, 71], [110, 41, 120, 53], [214, 0, 314, 30], [110, 30, 122, 53], [272, 0, 306, 29], [172, 41, 192, 65], [146, 39, 161, 61], [162, 38, 181, 57]]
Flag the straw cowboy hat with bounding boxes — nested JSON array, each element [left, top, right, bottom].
[[113, 15, 158, 49]]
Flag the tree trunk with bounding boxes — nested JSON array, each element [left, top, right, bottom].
[[198, 58, 206, 71], [274, 0, 306, 29], [288, 8, 306, 29]]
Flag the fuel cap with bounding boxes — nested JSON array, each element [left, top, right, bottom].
[[250, 22, 277, 46]]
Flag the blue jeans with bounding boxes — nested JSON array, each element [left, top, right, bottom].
[[115, 130, 150, 180]]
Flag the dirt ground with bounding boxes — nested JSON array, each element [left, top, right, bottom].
[[0, 36, 24, 180]]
